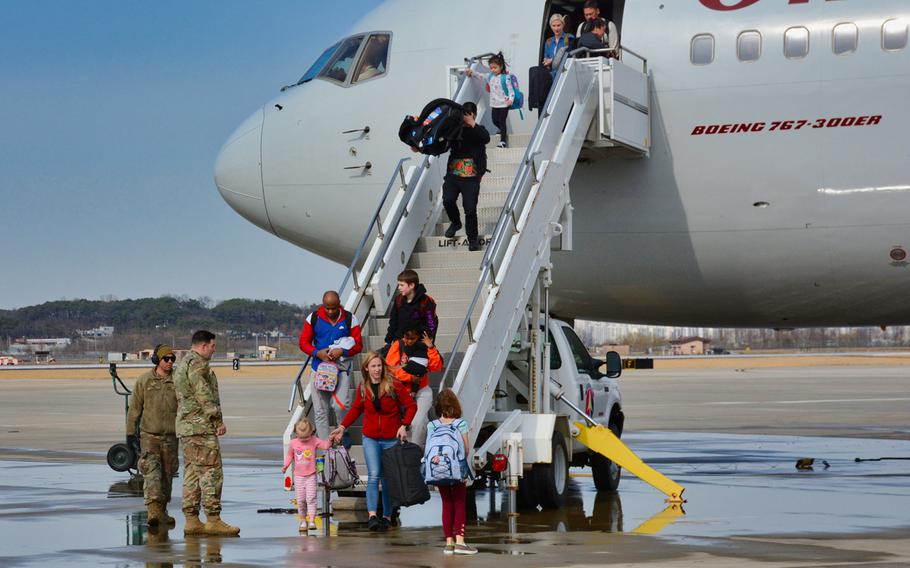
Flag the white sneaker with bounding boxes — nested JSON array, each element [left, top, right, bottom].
[[497, 141, 507, 148], [308, 521, 318, 531], [299, 521, 307, 532]]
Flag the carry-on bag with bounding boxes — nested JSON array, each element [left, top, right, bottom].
[[381, 441, 430, 508]]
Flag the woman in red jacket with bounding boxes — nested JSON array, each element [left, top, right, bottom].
[[331, 351, 416, 531]]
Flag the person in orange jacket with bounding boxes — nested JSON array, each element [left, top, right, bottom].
[[385, 327, 442, 449]]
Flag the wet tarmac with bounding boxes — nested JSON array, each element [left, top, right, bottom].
[[2, 431, 909, 567]]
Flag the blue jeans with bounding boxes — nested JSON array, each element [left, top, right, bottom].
[[362, 436, 398, 516]]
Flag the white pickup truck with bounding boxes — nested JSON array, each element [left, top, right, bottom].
[[472, 317, 624, 509]]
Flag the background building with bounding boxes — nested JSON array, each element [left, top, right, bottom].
[[670, 336, 711, 356]]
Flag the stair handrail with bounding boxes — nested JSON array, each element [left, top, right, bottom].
[[439, 55, 578, 390], [338, 157, 413, 308]]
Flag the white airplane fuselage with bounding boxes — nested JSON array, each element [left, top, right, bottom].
[[214, 0, 910, 328]]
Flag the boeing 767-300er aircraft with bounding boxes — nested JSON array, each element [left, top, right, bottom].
[[214, 0, 910, 329]]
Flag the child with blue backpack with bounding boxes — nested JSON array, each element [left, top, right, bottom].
[[424, 389, 477, 555], [484, 52, 520, 148]]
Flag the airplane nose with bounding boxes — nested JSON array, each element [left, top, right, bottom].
[[213, 107, 272, 233]]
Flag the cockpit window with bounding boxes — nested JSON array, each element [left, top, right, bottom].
[[353, 34, 390, 83], [298, 41, 339, 84], [318, 35, 365, 83]]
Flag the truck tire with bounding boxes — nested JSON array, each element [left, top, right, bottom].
[[591, 423, 622, 492], [533, 431, 569, 509]]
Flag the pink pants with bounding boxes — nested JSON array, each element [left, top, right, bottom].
[[294, 474, 318, 521]]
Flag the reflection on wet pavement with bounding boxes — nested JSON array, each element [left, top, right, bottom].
[[1, 432, 908, 566]]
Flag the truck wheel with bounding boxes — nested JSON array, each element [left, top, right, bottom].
[[591, 424, 621, 492], [533, 431, 569, 509]]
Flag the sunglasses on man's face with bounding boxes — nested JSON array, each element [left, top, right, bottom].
[[162, 356, 177, 363]]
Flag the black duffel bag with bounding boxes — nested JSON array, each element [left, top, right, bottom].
[[381, 441, 430, 508]]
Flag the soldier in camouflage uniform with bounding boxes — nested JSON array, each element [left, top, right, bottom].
[[126, 344, 179, 526], [174, 330, 240, 536]]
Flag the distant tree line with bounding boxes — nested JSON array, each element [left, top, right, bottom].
[[0, 296, 318, 340]]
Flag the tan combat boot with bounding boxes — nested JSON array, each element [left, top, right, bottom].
[[202, 513, 240, 536], [184, 513, 206, 536], [147, 502, 165, 526]]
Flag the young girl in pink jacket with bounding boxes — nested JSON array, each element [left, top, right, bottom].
[[283, 417, 332, 532]]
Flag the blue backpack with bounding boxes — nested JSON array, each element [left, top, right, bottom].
[[489, 72, 525, 119], [422, 419, 470, 485]]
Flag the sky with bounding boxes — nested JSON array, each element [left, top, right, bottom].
[[0, 0, 383, 310]]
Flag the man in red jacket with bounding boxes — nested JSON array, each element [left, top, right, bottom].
[[299, 291, 363, 439]]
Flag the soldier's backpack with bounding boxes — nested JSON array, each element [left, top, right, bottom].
[[398, 98, 466, 156], [422, 419, 470, 486], [381, 441, 430, 508], [318, 446, 359, 490]]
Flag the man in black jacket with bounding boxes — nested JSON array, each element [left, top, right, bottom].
[[442, 102, 490, 251]]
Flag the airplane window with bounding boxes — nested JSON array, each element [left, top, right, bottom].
[[353, 34, 390, 83], [318, 35, 365, 83], [785, 27, 810, 59], [883, 19, 908, 51], [297, 41, 340, 84], [691, 34, 715, 65], [833, 23, 858, 55], [738, 31, 761, 62]]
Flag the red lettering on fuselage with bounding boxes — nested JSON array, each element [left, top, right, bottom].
[[701, 0, 821, 11]]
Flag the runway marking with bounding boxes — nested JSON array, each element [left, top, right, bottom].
[[704, 397, 910, 406]]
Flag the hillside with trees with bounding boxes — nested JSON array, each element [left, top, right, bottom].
[[0, 296, 316, 340]]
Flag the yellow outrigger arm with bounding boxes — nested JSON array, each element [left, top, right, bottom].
[[574, 421, 686, 503], [555, 391, 685, 503]]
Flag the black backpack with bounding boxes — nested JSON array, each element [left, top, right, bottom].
[[398, 98, 466, 156], [380, 441, 430, 508]]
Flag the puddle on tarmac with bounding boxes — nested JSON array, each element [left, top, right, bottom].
[[1, 432, 908, 565]]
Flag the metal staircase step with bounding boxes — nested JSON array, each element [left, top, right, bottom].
[[433, 215, 502, 236], [480, 176, 517, 191], [398, 266, 480, 286], [487, 133, 532, 148], [407, 250, 486, 269]]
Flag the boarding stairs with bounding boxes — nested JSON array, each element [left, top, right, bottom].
[[283, 50, 678, 503]]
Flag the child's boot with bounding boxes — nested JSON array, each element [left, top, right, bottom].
[[203, 513, 241, 536], [184, 513, 206, 536]]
